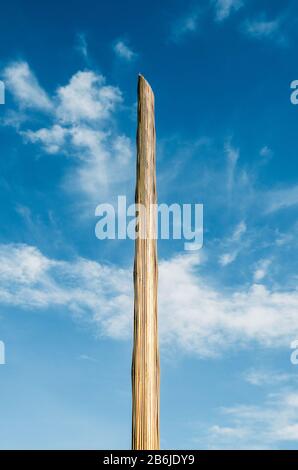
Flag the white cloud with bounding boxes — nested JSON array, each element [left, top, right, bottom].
[[218, 221, 246, 266], [3, 63, 123, 125], [78, 354, 98, 363], [0, 244, 51, 284], [158, 254, 298, 356], [23, 125, 110, 163], [209, 424, 247, 439], [76, 33, 89, 61], [56, 71, 122, 123], [64, 130, 132, 199], [22, 125, 67, 154], [22, 125, 133, 194], [253, 258, 271, 282], [1, 244, 298, 358], [213, 0, 243, 22], [265, 184, 298, 213], [243, 16, 281, 41], [198, 138, 291, 220], [225, 141, 239, 193], [3, 61, 52, 111], [244, 369, 295, 386], [260, 146, 273, 159], [0, 243, 132, 339], [3, 63, 132, 200], [231, 220, 246, 241], [206, 391, 298, 448], [170, 7, 200, 42], [219, 251, 237, 266], [113, 40, 137, 61], [275, 230, 295, 247]]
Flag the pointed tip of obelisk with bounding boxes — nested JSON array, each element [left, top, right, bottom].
[[138, 73, 147, 85], [138, 73, 154, 97]]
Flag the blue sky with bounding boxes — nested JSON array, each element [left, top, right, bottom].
[[0, 0, 298, 449]]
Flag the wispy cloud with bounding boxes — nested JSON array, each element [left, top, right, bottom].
[[231, 220, 246, 241], [218, 221, 247, 266], [0, 243, 132, 339], [3, 61, 52, 111], [212, 0, 244, 22], [78, 354, 98, 363], [113, 40, 137, 61], [243, 368, 296, 387], [170, 6, 201, 42], [56, 70, 122, 123], [2, 62, 133, 200], [242, 15, 284, 43], [2, 244, 298, 357], [75, 32, 89, 61], [170, 1, 243, 42], [225, 141, 239, 193], [260, 145, 273, 160], [22, 124, 67, 154], [219, 251, 238, 266], [253, 258, 271, 282], [205, 391, 298, 449], [159, 253, 298, 356], [265, 184, 298, 213]]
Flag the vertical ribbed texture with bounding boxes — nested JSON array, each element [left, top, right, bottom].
[[131, 75, 160, 450]]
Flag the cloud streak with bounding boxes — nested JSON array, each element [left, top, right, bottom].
[[113, 40, 137, 61], [3, 61, 52, 111], [212, 0, 244, 22], [206, 391, 298, 449], [1, 243, 298, 357], [170, 6, 201, 42], [2, 62, 133, 200], [242, 15, 284, 44]]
